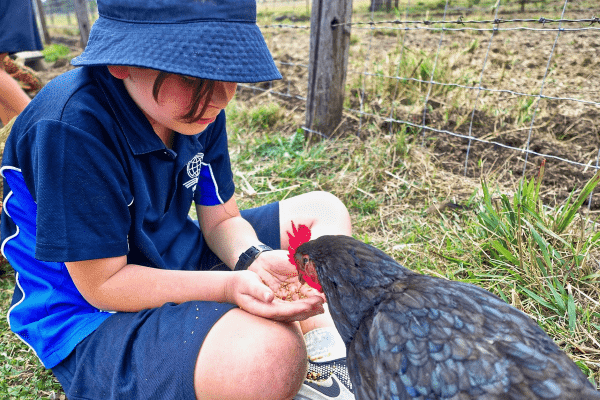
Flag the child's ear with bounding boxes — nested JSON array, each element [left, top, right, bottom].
[[107, 65, 130, 80]]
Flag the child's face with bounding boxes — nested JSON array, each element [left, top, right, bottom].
[[108, 66, 237, 137]]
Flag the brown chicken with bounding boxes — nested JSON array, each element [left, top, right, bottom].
[[288, 226, 600, 400]]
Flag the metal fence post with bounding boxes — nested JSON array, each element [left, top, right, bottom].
[[305, 0, 352, 138]]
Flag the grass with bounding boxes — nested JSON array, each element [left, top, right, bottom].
[[475, 165, 600, 377], [1, 92, 599, 399], [4, 1, 600, 397]]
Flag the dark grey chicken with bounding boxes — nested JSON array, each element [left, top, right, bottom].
[[293, 234, 600, 400]]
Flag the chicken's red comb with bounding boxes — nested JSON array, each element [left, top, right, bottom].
[[287, 221, 311, 267]]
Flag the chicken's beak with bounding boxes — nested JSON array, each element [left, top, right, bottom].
[[294, 254, 322, 292], [297, 270, 307, 285]]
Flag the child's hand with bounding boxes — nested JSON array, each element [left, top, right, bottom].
[[250, 250, 326, 301], [227, 251, 325, 322]]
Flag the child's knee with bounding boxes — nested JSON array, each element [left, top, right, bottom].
[[194, 309, 307, 399], [314, 191, 349, 217], [293, 191, 350, 222], [301, 191, 351, 232], [280, 191, 352, 243]]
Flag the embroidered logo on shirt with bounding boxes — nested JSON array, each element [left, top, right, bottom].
[[184, 153, 204, 191]]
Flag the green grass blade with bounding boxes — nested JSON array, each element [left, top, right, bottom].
[[520, 286, 558, 313], [490, 239, 519, 265], [525, 219, 554, 270], [554, 170, 600, 233], [547, 280, 566, 313], [567, 289, 576, 331]]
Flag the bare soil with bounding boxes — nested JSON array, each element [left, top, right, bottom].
[[254, 7, 600, 209]]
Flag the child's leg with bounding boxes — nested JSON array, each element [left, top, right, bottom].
[[53, 301, 306, 400], [277, 191, 355, 399], [277, 191, 352, 334], [194, 308, 307, 399]]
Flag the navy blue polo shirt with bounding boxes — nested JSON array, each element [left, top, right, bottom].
[[0, 0, 43, 54], [0, 66, 235, 368]]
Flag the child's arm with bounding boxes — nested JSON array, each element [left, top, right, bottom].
[[65, 256, 238, 312], [197, 195, 266, 269], [65, 253, 324, 322], [66, 256, 323, 321], [65, 196, 324, 320]]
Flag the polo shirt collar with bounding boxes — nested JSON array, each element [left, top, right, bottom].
[[91, 66, 203, 157]]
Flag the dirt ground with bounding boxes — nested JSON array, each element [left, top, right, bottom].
[[30, 7, 600, 209], [258, 6, 600, 209]]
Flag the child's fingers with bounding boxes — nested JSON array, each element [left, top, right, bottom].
[[247, 273, 275, 303], [299, 283, 327, 303], [240, 295, 324, 322]]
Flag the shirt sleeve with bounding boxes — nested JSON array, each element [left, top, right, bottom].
[[194, 110, 235, 206], [22, 120, 132, 262]]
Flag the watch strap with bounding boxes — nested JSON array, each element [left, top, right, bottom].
[[234, 244, 273, 271]]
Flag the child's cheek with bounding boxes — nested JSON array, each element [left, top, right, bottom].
[[159, 81, 194, 115]]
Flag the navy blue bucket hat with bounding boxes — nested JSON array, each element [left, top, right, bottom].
[[71, 0, 282, 83]]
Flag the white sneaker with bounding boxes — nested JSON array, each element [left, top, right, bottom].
[[294, 358, 354, 400]]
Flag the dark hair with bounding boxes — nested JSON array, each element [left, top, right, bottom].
[[152, 72, 216, 123]]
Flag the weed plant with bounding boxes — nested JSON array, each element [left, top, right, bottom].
[[41, 44, 71, 63], [476, 163, 600, 378]]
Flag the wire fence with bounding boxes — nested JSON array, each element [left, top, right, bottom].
[[41, 0, 98, 24], [245, 0, 600, 208]]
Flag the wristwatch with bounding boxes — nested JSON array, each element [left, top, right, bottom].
[[234, 244, 273, 271]]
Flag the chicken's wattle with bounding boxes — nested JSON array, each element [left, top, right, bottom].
[[286, 222, 322, 291], [296, 256, 322, 292]]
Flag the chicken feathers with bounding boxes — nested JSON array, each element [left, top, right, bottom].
[[292, 234, 600, 400]]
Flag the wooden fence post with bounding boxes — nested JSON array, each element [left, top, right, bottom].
[[305, 0, 352, 138], [71, 0, 91, 47], [33, 0, 51, 44]]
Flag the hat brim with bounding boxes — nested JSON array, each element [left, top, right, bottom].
[[71, 18, 282, 83]]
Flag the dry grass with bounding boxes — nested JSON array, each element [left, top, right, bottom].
[[2, 2, 599, 397], [227, 90, 600, 385], [1, 81, 598, 400]]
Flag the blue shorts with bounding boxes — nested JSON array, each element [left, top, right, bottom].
[[51, 202, 280, 400]]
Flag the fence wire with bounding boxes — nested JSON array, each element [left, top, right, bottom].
[[235, 0, 600, 206]]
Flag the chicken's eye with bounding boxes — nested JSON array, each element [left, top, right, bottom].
[[302, 256, 309, 266]]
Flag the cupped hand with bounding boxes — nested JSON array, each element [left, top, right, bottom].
[[227, 251, 325, 322], [250, 250, 326, 301]]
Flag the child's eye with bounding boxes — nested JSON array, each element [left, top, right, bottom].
[[180, 75, 197, 84]]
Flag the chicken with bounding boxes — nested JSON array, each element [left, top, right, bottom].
[[287, 226, 600, 400]]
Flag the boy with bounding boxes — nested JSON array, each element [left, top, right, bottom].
[[1, 0, 354, 399]]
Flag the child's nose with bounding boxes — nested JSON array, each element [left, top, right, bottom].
[[211, 81, 237, 107]]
